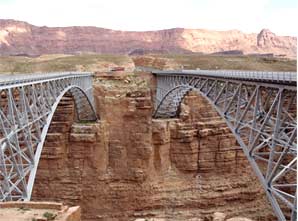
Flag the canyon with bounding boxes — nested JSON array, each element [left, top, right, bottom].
[[0, 19, 296, 59], [29, 72, 276, 221]]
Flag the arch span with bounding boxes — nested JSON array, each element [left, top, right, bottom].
[[154, 78, 297, 221], [0, 73, 97, 202], [26, 85, 97, 200]]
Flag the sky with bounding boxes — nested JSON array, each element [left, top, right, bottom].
[[0, 0, 297, 36]]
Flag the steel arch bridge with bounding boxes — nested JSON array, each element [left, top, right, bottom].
[[153, 70, 297, 221], [0, 72, 97, 202]]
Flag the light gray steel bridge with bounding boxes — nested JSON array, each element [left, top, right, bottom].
[[0, 72, 97, 202], [153, 70, 297, 221]]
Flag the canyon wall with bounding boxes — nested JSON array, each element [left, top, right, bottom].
[[0, 19, 296, 58], [32, 73, 275, 220]]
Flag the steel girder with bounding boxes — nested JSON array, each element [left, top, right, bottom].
[[0, 73, 97, 201], [153, 72, 297, 221]]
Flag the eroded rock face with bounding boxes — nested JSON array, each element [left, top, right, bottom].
[[0, 19, 296, 58], [256, 29, 296, 56], [32, 74, 275, 221]]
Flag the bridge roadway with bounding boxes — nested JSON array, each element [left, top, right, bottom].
[[0, 72, 97, 202], [0, 72, 92, 86], [153, 70, 297, 221], [153, 69, 297, 85]]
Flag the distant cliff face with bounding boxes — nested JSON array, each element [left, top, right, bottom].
[[0, 19, 296, 58]]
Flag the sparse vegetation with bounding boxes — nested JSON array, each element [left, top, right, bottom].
[[17, 207, 31, 213], [43, 211, 57, 221], [0, 54, 132, 74], [132, 54, 297, 72], [0, 53, 296, 74]]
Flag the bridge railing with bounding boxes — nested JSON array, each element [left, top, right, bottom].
[[0, 72, 93, 87], [153, 70, 297, 85]]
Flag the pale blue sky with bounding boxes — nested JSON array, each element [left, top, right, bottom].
[[0, 0, 297, 36]]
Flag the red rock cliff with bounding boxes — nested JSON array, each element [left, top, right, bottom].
[[0, 19, 296, 58]]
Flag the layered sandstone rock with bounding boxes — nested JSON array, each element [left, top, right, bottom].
[[0, 19, 296, 58], [32, 73, 275, 221]]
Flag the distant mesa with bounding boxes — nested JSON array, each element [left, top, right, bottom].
[[0, 19, 296, 59]]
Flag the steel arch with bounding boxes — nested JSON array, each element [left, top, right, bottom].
[[153, 71, 297, 221], [0, 73, 97, 202]]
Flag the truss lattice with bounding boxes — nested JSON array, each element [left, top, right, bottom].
[[153, 70, 297, 221], [0, 72, 97, 201]]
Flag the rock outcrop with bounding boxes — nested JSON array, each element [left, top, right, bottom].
[[257, 29, 296, 56], [0, 19, 296, 58]]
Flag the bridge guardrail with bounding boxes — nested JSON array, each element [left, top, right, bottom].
[[0, 72, 93, 89], [153, 70, 297, 85]]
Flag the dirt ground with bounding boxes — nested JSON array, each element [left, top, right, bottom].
[[0, 207, 58, 221]]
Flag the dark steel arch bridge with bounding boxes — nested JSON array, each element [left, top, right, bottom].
[[0, 72, 97, 202], [153, 70, 297, 221]]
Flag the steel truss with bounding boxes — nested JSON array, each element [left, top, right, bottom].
[[153, 70, 297, 221], [0, 72, 97, 201]]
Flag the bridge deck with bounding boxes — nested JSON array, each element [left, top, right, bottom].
[[152, 70, 297, 85], [0, 72, 93, 88]]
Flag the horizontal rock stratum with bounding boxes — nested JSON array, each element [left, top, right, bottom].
[[0, 19, 296, 58]]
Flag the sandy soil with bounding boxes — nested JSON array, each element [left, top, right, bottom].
[[0, 207, 58, 221]]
